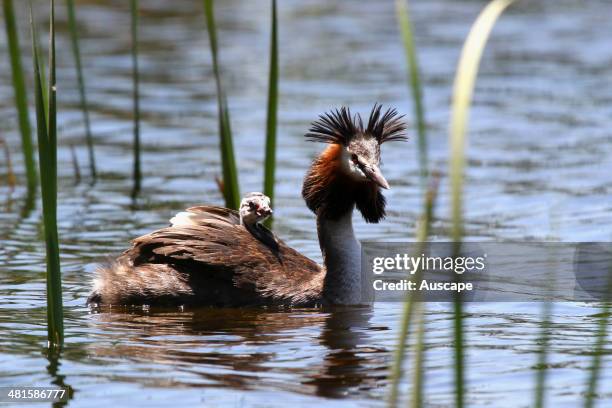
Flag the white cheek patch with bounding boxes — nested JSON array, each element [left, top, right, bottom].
[[350, 162, 365, 178], [339, 148, 351, 172], [340, 148, 367, 180]]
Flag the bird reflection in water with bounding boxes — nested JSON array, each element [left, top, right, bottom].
[[87, 306, 389, 399]]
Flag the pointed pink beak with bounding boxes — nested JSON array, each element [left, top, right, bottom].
[[364, 164, 390, 189]]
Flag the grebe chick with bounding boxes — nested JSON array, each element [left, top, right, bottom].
[[239, 192, 279, 256], [88, 104, 407, 307], [238, 192, 273, 226], [167, 192, 271, 230], [170, 192, 277, 252]]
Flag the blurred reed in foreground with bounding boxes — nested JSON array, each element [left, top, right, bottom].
[[388, 1, 515, 407], [448, 1, 514, 406], [584, 272, 611, 408], [395, 0, 427, 186], [388, 173, 439, 408]]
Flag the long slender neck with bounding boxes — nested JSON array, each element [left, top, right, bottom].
[[303, 145, 384, 305], [317, 208, 363, 305]]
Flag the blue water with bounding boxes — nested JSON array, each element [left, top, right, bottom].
[[1, 0, 611, 406]]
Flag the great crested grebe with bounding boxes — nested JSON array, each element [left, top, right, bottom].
[[88, 104, 406, 307]]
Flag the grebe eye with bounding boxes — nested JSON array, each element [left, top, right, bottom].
[[248, 201, 256, 210], [351, 154, 359, 164]]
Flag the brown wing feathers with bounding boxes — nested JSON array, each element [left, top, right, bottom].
[[106, 207, 323, 306]]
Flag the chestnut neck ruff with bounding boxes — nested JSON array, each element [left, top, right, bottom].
[[302, 144, 386, 223]]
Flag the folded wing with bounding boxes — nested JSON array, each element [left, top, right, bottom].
[[106, 205, 324, 306]]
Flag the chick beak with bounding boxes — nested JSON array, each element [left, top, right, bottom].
[[363, 164, 390, 189], [258, 207, 273, 217]]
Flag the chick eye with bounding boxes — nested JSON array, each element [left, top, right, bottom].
[[351, 154, 359, 164], [248, 201, 256, 210]]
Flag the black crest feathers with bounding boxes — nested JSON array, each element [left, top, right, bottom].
[[306, 103, 407, 145]]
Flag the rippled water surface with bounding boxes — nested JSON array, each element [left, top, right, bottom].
[[1, 0, 611, 406]]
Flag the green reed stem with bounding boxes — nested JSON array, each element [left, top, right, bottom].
[[584, 267, 611, 408], [263, 0, 278, 228], [33, 14, 48, 126], [3, 0, 37, 194], [31, 0, 64, 349], [203, 0, 240, 209], [449, 0, 514, 242], [388, 5, 434, 397], [411, 303, 426, 408], [69, 144, 81, 183], [66, 0, 96, 179], [395, 0, 427, 185], [387, 174, 438, 408], [534, 301, 552, 408], [448, 1, 514, 406], [387, 284, 416, 408], [0, 136, 17, 188], [130, 0, 141, 196], [452, 289, 464, 408], [534, 250, 557, 408], [584, 309, 610, 408]]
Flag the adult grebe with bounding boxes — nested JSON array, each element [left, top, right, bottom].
[[88, 104, 406, 307]]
